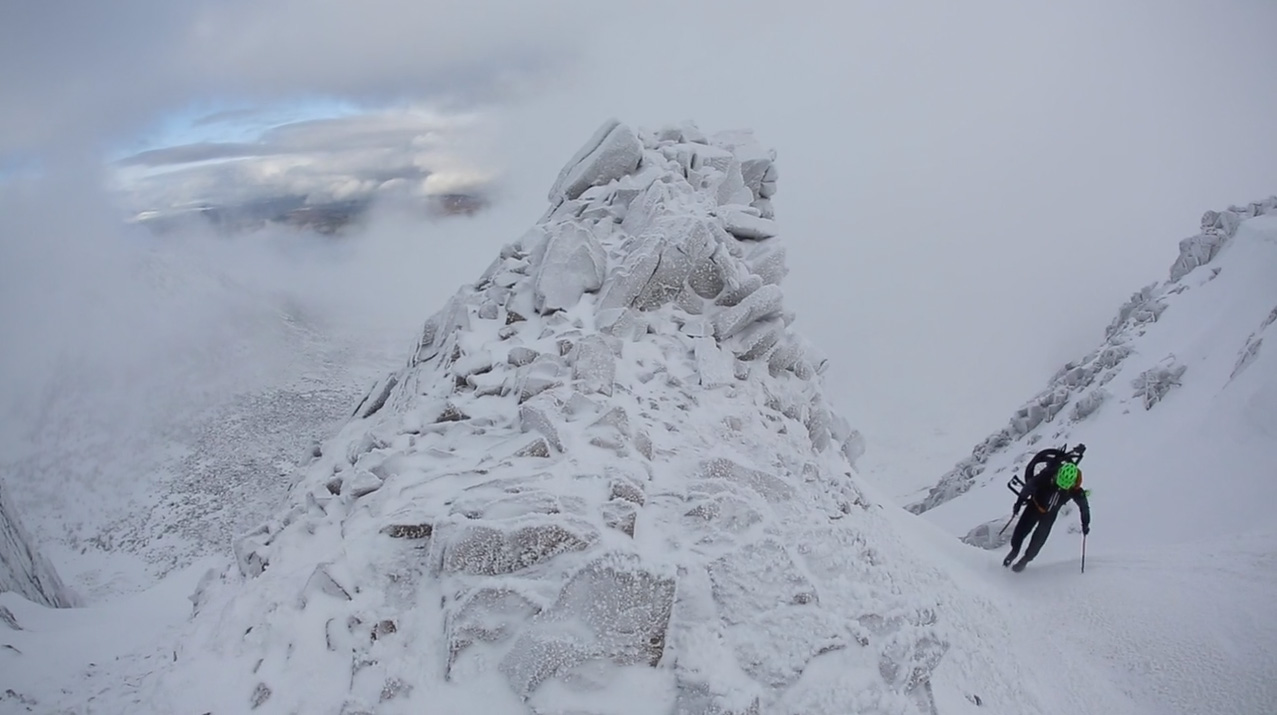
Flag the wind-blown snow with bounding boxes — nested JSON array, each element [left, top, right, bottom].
[[0, 120, 1156, 715], [912, 202, 1277, 715]]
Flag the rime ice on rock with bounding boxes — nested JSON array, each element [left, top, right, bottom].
[[547, 120, 645, 204], [160, 119, 953, 715], [1229, 306, 1277, 382], [1, 479, 78, 608], [1132, 359, 1187, 410], [531, 223, 607, 314], [1168, 200, 1276, 282]]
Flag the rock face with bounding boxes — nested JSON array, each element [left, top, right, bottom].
[[1, 479, 78, 608], [150, 120, 949, 714]]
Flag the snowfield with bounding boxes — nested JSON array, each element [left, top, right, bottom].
[[1, 120, 1273, 715]]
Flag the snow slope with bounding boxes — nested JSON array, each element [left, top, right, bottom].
[[0, 557, 216, 713], [0, 120, 1158, 715], [912, 201, 1277, 714]]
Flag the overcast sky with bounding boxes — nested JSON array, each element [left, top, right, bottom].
[[3, 0, 1276, 478]]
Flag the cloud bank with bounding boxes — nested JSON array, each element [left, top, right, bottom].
[[114, 108, 500, 212]]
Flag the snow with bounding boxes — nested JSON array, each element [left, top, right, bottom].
[[1, 557, 220, 711], [1, 113, 1272, 715], [0, 119, 1142, 715]]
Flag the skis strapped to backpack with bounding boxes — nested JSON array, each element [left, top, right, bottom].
[[1007, 443, 1086, 499], [1006, 475, 1026, 499]]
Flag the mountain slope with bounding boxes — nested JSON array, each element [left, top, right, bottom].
[[910, 199, 1277, 714], [912, 196, 1277, 535], [0, 230, 418, 600], [0, 120, 1147, 715]]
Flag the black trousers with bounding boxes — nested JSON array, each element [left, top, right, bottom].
[[1009, 508, 1057, 562]]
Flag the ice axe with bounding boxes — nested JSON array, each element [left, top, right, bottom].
[[997, 509, 1017, 536]]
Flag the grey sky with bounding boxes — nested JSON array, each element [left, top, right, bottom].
[[0, 0, 577, 155], [3, 0, 1276, 476]]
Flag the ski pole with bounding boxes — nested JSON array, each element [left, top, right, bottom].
[[1080, 534, 1087, 574]]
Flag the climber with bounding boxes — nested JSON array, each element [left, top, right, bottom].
[[1003, 444, 1090, 572]]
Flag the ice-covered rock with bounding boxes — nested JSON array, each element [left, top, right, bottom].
[[531, 223, 607, 314], [547, 119, 644, 205], [1169, 197, 1276, 282], [570, 335, 617, 397], [960, 516, 1015, 550], [1, 479, 78, 608], [1229, 306, 1277, 382], [1131, 359, 1187, 410], [720, 208, 779, 241]]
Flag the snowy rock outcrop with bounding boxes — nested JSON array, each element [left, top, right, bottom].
[[1131, 358, 1187, 410], [910, 196, 1277, 514], [1, 479, 77, 609], [144, 120, 956, 714], [1229, 306, 1277, 381], [1169, 197, 1277, 281]]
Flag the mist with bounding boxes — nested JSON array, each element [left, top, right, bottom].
[[3, 0, 1276, 482], [0, 166, 541, 465]]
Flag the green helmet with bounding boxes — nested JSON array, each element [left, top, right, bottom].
[[1055, 462, 1080, 490]]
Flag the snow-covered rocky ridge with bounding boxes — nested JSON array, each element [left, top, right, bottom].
[[1, 479, 77, 610], [100, 119, 1087, 715]]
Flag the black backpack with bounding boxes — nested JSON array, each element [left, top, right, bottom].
[[1007, 443, 1085, 499]]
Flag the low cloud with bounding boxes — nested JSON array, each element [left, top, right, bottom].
[[114, 108, 501, 212], [116, 142, 265, 168]]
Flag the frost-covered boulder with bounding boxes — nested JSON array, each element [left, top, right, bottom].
[[1070, 388, 1109, 421], [499, 554, 676, 696], [1132, 359, 1187, 410], [531, 223, 607, 314], [547, 119, 644, 204], [1169, 197, 1277, 282], [1105, 284, 1167, 339], [720, 208, 779, 240], [1, 479, 78, 608], [960, 517, 1015, 550]]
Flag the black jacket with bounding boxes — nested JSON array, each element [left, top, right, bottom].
[[1016, 448, 1091, 525]]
